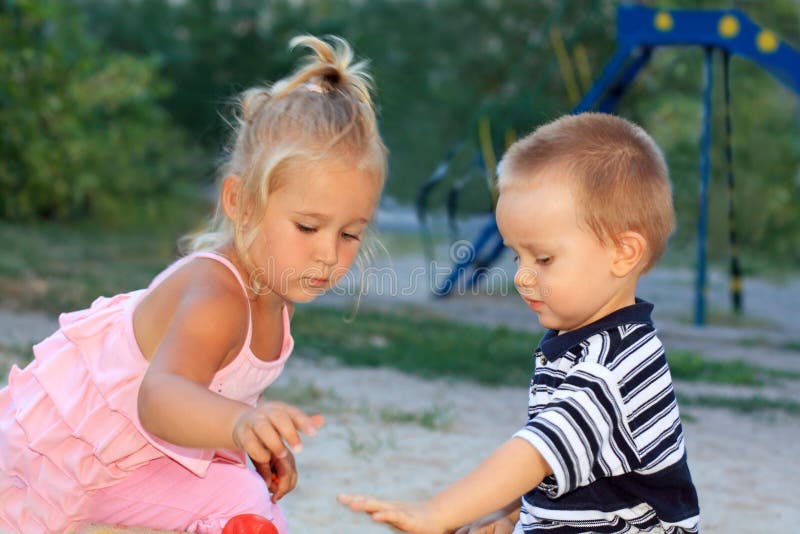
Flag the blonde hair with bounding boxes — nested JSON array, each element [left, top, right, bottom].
[[184, 35, 387, 289], [498, 112, 675, 272]]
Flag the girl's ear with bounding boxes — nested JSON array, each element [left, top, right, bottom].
[[611, 231, 647, 277], [221, 175, 245, 222]]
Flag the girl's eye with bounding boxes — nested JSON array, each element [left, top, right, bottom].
[[296, 223, 316, 233], [512, 255, 520, 264], [342, 232, 361, 242], [536, 256, 552, 265]]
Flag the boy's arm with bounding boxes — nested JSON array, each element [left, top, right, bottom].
[[453, 501, 521, 534], [339, 437, 551, 534]]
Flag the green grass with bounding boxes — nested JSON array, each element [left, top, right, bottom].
[[293, 306, 799, 390], [372, 230, 429, 258], [263, 379, 345, 413], [0, 221, 190, 314], [780, 341, 800, 352], [678, 393, 800, 416], [737, 336, 800, 353], [667, 349, 800, 386], [292, 305, 540, 387], [675, 308, 778, 330], [0, 343, 32, 380], [378, 404, 454, 431]]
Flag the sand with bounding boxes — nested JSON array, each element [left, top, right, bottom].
[[273, 357, 800, 533]]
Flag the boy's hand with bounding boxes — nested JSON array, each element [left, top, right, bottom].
[[232, 401, 324, 464], [453, 506, 519, 533], [253, 451, 297, 502], [337, 494, 447, 534]]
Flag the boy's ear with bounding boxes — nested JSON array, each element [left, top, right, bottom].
[[611, 231, 647, 277], [221, 175, 247, 222]]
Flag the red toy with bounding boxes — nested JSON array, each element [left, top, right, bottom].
[[222, 514, 279, 534]]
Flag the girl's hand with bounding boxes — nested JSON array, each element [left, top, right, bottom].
[[253, 451, 297, 502], [453, 507, 519, 534], [232, 401, 324, 464], [337, 494, 447, 534]]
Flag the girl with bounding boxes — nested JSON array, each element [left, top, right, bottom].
[[0, 35, 387, 533]]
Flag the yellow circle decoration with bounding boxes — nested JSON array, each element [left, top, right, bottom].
[[654, 12, 673, 32], [718, 15, 740, 38], [756, 30, 779, 53]]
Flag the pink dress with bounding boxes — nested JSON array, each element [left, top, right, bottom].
[[0, 252, 294, 533]]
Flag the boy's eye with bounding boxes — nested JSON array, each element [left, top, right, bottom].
[[536, 256, 552, 265], [342, 232, 361, 242], [296, 223, 317, 233], [512, 255, 520, 264]]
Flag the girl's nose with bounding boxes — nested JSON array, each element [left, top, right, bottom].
[[314, 238, 338, 266]]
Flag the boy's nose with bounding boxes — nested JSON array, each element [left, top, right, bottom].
[[514, 267, 538, 289]]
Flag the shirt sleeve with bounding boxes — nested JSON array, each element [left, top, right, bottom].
[[513, 361, 641, 498]]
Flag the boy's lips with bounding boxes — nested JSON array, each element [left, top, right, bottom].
[[525, 298, 545, 311], [305, 277, 329, 287]]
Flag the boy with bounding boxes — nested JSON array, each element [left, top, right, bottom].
[[339, 113, 700, 533]]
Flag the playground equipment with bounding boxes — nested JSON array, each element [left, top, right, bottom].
[[419, 4, 800, 325]]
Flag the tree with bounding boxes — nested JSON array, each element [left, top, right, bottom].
[[0, 0, 197, 224]]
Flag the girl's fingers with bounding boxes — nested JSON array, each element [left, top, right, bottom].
[[260, 402, 323, 442], [242, 428, 272, 464], [281, 403, 324, 436], [266, 409, 303, 452], [253, 420, 289, 459], [271, 469, 294, 502], [308, 413, 325, 433], [269, 455, 297, 502]]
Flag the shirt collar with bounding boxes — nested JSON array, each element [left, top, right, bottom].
[[538, 299, 654, 362]]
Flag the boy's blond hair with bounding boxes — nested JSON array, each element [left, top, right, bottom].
[[498, 112, 675, 273]]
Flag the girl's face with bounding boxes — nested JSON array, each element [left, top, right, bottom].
[[247, 157, 381, 304], [496, 169, 631, 333]]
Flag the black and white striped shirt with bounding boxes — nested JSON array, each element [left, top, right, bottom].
[[513, 300, 700, 533]]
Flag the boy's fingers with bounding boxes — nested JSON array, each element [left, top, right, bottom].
[[337, 494, 388, 513], [372, 508, 411, 528]]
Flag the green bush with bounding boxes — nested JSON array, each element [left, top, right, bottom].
[[0, 1, 200, 225]]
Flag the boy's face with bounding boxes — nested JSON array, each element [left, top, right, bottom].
[[496, 168, 632, 333]]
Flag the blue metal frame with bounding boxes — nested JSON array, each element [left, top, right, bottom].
[[695, 48, 714, 325], [618, 7, 800, 95]]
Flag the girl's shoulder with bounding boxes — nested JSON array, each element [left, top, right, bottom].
[[134, 255, 251, 363], [173, 256, 249, 313]]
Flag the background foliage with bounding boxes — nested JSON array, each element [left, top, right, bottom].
[[2, 0, 798, 268], [0, 0, 202, 226]]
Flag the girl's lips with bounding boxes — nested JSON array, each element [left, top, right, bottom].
[[306, 278, 329, 287]]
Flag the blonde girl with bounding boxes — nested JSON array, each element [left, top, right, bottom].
[[0, 35, 386, 533]]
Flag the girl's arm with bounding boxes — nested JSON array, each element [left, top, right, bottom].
[[137, 282, 320, 461], [339, 437, 551, 534]]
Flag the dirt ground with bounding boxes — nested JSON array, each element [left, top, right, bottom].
[[1, 252, 799, 533]]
